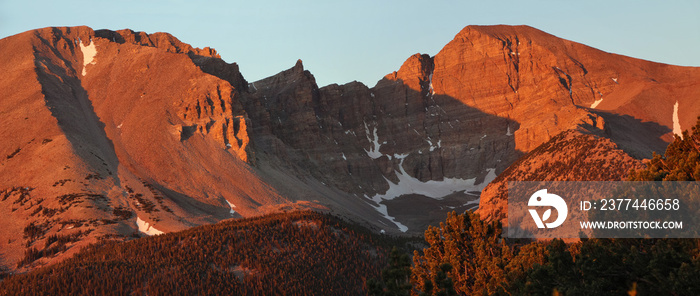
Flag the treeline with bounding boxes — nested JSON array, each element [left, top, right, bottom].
[[4, 123, 700, 295], [368, 118, 700, 295], [388, 211, 700, 295], [0, 211, 415, 295]]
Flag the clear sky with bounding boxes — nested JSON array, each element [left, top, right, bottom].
[[2, 0, 699, 87]]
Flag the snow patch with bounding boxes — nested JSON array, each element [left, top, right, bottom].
[[79, 40, 97, 76], [226, 200, 237, 215], [363, 121, 382, 159], [428, 73, 435, 96], [371, 158, 495, 201], [394, 153, 409, 159], [673, 101, 683, 139], [427, 138, 441, 152], [590, 98, 604, 109], [463, 198, 481, 208], [366, 157, 497, 232], [137, 216, 165, 236], [341, 153, 347, 160]]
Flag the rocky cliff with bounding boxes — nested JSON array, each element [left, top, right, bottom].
[[234, 25, 700, 232], [0, 27, 290, 270], [476, 128, 645, 225], [1, 25, 699, 271]]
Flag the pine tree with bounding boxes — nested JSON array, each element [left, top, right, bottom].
[[368, 247, 412, 296], [411, 211, 511, 295], [630, 116, 700, 181]]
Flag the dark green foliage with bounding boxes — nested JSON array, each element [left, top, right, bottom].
[[51, 179, 71, 187], [124, 182, 163, 213], [512, 238, 700, 295], [84, 173, 102, 180], [411, 212, 700, 295], [111, 206, 133, 220], [6, 147, 21, 159], [16, 248, 43, 269], [410, 118, 700, 295], [368, 247, 412, 296], [419, 263, 456, 296], [630, 116, 700, 182], [56, 193, 106, 207], [6, 119, 700, 294], [411, 211, 523, 295], [22, 222, 44, 241], [1, 186, 34, 205], [17, 231, 86, 268], [130, 192, 157, 213], [0, 211, 405, 295]]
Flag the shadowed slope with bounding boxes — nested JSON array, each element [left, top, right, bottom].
[[1, 24, 699, 273]]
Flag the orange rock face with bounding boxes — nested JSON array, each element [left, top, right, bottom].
[[476, 129, 644, 225], [0, 27, 288, 270], [238, 25, 700, 237], [429, 25, 700, 154], [1, 24, 699, 271]]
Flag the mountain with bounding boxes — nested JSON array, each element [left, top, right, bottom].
[[1, 25, 699, 271], [239, 25, 700, 230], [476, 128, 645, 224]]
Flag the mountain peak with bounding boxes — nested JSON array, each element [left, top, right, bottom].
[[457, 24, 550, 39], [94, 28, 220, 58], [2, 24, 700, 273], [294, 59, 304, 71]]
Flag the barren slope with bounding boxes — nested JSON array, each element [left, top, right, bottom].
[[1, 25, 699, 272]]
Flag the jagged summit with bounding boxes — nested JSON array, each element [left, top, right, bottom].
[[94, 28, 220, 58], [1, 25, 699, 272], [294, 58, 304, 69]]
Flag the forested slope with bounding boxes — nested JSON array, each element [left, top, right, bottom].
[[0, 211, 411, 295]]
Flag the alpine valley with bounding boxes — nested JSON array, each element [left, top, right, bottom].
[[1, 24, 699, 273]]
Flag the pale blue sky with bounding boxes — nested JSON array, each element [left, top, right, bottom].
[[2, 1, 699, 87]]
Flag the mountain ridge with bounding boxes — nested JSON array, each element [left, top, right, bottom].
[[1, 24, 699, 272]]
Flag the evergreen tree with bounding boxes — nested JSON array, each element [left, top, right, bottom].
[[630, 116, 700, 181], [411, 211, 512, 295], [418, 263, 456, 296], [368, 247, 412, 296]]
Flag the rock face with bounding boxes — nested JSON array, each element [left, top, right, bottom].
[[0, 27, 292, 271], [236, 25, 700, 233], [476, 129, 645, 225], [1, 25, 699, 271]]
